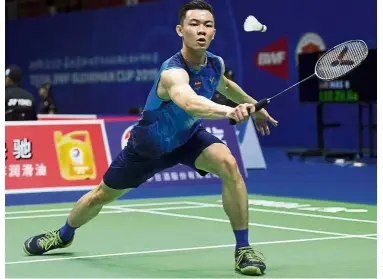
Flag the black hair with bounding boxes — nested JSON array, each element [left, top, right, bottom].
[[178, 0, 213, 25]]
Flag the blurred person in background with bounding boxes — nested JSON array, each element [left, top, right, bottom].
[[5, 64, 37, 121], [38, 83, 58, 114]]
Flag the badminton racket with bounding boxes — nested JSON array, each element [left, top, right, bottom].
[[229, 39, 369, 125]]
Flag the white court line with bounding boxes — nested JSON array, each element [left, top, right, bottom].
[[108, 206, 377, 240], [5, 210, 134, 220], [185, 201, 377, 224], [5, 201, 191, 215], [120, 205, 217, 211], [7, 202, 376, 239], [6, 207, 76, 215], [6, 200, 377, 224], [5, 233, 376, 265], [5, 203, 213, 220]]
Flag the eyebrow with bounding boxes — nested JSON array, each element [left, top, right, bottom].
[[189, 19, 214, 24]]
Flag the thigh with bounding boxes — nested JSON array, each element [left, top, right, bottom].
[[174, 127, 225, 176], [194, 142, 239, 179], [103, 143, 176, 190]]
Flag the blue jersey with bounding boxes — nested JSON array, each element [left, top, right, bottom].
[[129, 51, 223, 158]]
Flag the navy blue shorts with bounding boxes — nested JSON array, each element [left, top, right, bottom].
[[103, 126, 223, 189]]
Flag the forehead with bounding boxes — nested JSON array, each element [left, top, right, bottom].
[[185, 9, 214, 22]]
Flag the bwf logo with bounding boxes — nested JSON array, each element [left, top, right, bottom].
[[258, 51, 286, 66], [254, 36, 289, 80]]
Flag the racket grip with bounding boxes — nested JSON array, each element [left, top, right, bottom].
[[229, 98, 270, 125]]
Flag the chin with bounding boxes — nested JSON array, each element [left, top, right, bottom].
[[194, 45, 209, 51]]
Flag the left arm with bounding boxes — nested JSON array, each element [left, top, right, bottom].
[[216, 57, 258, 105], [216, 57, 279, 135]]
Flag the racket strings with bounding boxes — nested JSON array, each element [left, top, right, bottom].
[[315, 41, 368, 80]]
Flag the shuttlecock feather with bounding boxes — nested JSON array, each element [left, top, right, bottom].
[[244, 15, 267, 32]]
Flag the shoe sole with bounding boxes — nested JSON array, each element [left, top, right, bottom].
[[23, 246, 33, 256], [236, 265, 263, 276]]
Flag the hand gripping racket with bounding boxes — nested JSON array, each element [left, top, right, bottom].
[[229, 40, 369, 125]]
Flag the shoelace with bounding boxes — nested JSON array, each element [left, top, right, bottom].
[[38, 231, 62, 250], [236, 247, 265, 264]]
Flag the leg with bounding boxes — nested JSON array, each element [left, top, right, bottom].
[[56, 181, 129, 248], [23, 181, 128, 256], [24, 142, 176, 256], [195, 143, 266, 275], [194, 143, 249, 235], [176, 128, 266, 275], [176, 129, 249, 234], [66, 181, 129, 228]]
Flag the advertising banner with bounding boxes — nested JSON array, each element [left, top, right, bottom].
[[5, 120, 110, 193]]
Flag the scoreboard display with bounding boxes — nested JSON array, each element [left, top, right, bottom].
[[298, 49, 376, 104]]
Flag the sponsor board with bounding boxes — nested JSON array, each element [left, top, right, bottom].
[[5, 120, 111, 193]]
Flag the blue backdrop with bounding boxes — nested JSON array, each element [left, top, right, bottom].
[[5, 0, 377, 149]]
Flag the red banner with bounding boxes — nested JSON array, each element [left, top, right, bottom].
[[5, 120, 110, 192]]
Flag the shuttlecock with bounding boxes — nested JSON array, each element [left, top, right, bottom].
[[244, 15, 267, 32]]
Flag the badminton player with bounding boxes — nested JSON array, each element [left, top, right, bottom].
[[23, 0, 278, 276]]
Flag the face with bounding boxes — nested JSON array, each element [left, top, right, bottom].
[[39, 88, 48, 97], [177, 9, 216, 51], [5, 77, 11, 86]]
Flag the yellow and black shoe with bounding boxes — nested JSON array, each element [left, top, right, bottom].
[[235, 246, 266, 276], [23, 230, 73, 256]]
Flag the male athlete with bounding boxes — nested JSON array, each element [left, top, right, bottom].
[[23, 0, 278, 276]]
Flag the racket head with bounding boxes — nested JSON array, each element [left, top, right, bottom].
[[314, 40, 368, 81]]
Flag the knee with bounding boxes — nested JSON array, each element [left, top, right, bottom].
[[218, 155, 241, 181]]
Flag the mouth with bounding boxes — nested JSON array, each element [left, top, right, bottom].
[[197, 38, 207, 45]]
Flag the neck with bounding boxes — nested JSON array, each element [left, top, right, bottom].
[[181, 45, 206, 70]]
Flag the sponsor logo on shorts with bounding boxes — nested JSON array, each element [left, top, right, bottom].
[[121, 125, 135, 149]]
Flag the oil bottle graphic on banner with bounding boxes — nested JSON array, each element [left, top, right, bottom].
[[54, 131, 97, 180]]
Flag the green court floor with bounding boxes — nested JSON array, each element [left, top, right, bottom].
[[5, 195, 377, 278]]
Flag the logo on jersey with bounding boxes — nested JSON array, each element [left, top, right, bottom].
[[254, 36, 288, 80], [121, 125, 135, 149], [194, 78, 202, 89], [295, 32, 326, 66], [209, 77, 215, 84]]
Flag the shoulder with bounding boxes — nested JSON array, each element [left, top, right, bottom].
[[162, 52, 186, 70], [160, 67, 189, 88], [207, 51, 225, 76]]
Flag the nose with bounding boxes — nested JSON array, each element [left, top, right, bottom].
[[197, 26, 206, 36]]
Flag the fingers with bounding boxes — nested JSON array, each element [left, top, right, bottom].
[[264, 123, 270, 135], [246, 103, 256, 114], [232, 103, 254, 123], [256, 120, 271, 136], [255, 123, 265, 136], [268, 115, 278, 127]]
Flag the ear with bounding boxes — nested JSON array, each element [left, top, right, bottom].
[[176, 25, 183, 37], [212, 29, 216, 40]]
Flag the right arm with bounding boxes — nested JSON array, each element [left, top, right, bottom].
[[161, 68, 253, 122], [161, 68, 231, 119]]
